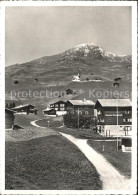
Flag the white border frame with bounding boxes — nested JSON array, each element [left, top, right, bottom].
[[0, 1, 137, 194]]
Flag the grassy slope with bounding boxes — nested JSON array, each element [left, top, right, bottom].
[[36, 117, 131, 179], [5, 55, 132, 118], [5, 135, 102, 190], [5, 79, 132, 118], [88, 139, 131, 178], [35, 117, 103, 139], [5, 56, 131, 93]]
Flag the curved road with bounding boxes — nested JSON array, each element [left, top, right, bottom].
[[60, 132, 131, 190], [26, 118, 131, 190], [6, 115, 58, 142]]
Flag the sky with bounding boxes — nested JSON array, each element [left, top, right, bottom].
[[5, 6, 131, 66]]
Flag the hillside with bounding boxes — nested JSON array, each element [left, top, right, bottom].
[[5, 43, 132, 114]]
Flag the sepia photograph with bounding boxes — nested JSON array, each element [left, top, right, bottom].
[[0, 1, 137, 194]]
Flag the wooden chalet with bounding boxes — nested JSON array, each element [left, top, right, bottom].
[[49, 101, 67, 116], [12, 104, 37, 115], [5, 108, 16, 130], [113, 82, 119, 87], [66, 89, 74, 95], [94, 99, 132, 136], [66, 99, 95, 116], [50, 101, 67, 111]]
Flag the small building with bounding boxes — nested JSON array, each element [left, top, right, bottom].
[[72, 73, 80, 82], [49, 101, 67, 116], [66, 89, 74, 95], [66, 99, 95, 116], [43, 108, 56, 116], [121, 136, 132, 152], [12, 104, 37, 115], [14, 80, 19, 84], [113, 82, 119, 87], [5, 108, 16, 130], [94, 99, 132, 136], [114, 77, 121, 82]]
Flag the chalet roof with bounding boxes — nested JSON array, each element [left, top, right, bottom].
[[50, 100, 67, 105], [68, 99, 94, 106], [66, 89, 73, 91], [43, 108, 55, 112], [95, 99, 132, 107], [12, 104, 35, 110], [5, 108, 16, 113]]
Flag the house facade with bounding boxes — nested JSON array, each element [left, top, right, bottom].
[[66, 99, 95, 116], [94, 99, 132, 136], [5, 108, 16, 130], [49, 101, 67, 116]]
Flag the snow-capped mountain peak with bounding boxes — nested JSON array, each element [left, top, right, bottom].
[[62, 42, 131, 63], [74, 43, 95, 48]]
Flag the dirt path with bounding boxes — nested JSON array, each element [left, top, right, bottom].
[[5, 116, 58, 142], [60, 132, 131, 190], [31, 119, 45, 128]]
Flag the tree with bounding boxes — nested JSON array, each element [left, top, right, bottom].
[[14, 80, 19, 84], [6, 103, 9, 108], [9, 103, 13, 109], [12, 102, 16, 108]]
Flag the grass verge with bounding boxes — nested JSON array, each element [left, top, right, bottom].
[[35, 117, 103, 139], [6, 135, 102, 190], [88, 139, 131, 178]]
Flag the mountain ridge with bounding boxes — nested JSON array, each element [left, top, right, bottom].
[[7, 43, 131, 67], [60, 43, 131, 63], [5, 42, 132, 94]]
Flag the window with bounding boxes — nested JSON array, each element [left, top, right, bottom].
[[50, 104, 54, 108], [100, 119, 104, 122], [127, 126, 131, 130], [125, 126, 131, 131], [85, 111, 89, 115], [55, 104, 58, 107], [97, 110, 101, 115], [124, 118, 132, 122], [60, 104, 65, 107], [125, 110, 130, 114], [60, 108, 65, 111]]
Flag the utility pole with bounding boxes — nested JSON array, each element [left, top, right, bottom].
[[117, 100, 119, 151], [78, 106, 79, 129]]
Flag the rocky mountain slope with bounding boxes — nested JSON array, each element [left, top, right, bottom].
[[5, 43, 132, 110], [59, 43, 131, 63]]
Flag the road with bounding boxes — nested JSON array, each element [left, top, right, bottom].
[[5, 114, 58, 142], [6, 115, 131, 190], [60, 132, 131, 190]]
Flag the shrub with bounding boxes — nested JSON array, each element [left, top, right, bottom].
[[14, 80, 19, 84], [63, 114, 97, 129]]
